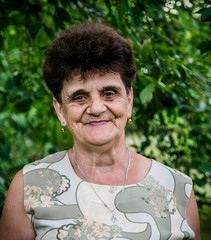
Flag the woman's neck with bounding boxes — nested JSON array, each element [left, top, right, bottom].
[[68, 141, 130, 185]]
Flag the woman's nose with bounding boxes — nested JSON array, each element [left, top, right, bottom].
[[86, 96, 107, 115]]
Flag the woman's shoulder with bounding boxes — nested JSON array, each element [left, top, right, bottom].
[[23, 150, 67, 174], [129, 151, 192, 186], [152, 159, 192, 182], [147, 159, 193, 199]]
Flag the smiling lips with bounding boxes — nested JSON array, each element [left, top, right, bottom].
[[88, 120, 108, 126]]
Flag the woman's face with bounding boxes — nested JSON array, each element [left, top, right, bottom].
[[53, 72, 133, 148]]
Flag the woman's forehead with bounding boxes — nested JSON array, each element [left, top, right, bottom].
[[63, 72, 125, 91]]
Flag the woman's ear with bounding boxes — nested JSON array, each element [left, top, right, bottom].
[[127, 87, 133, 118], [53, 98, 67, 127]]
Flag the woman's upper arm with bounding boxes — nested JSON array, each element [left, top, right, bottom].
[[0, 170, 35, 240], [186, 190, 201, 240]]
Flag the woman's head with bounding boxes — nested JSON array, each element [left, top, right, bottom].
[[43, 22, 137, 103]]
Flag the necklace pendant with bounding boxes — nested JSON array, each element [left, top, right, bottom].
[[109, 186, 117, 194], [111, 214, 118, 223]]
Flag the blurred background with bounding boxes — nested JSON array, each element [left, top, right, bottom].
[[0, 0, 210, 238]]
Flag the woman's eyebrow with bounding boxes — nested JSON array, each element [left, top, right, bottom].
[[99, 85, 122, 93], [67, 89, 89, 99]]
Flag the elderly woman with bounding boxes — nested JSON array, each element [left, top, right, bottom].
[[0, 22, 200, 240]]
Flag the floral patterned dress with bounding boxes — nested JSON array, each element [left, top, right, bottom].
[[23, 151, 195, 240]]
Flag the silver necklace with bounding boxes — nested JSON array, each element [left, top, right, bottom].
[[74, 149, 131, 224]]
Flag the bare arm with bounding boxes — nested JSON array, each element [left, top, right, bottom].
[[186, 190, 201, 240], [0, 170, 35, 240]]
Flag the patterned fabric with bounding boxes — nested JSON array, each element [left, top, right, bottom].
[[23, 151, 195, 240]]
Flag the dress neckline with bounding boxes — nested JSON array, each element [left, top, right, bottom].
[[65, 151, 154, 187]]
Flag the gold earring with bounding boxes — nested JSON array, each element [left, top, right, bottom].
[[61, 127, 65, 132], [128, 118, 132, 123]]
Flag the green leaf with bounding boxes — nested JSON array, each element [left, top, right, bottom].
[[157, 82, 173, 94], [194, 8, 207, 14], [105, 0, 111, 10], [44, 25, 55, 40], [56, 7, 70, 22], [0, 86, 5, 93], [199, 164, 211, 174], [14, 97, 33, 113], [48, 0, 58, 5], [201, 7, 211, 22], [198, 41, 211, 54], [118, 0, 127, 21], [60, 0, 69, 8], [124, 0, 129, 11], [129, 7, 141, 26], [29, 23, 43, 39], [139, 82, 156, 104]]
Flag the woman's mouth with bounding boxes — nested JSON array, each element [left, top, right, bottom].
[[88, 120, 108, 126]]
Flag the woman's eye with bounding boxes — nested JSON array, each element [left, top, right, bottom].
[[104, 91, 115, 97], [75, 96, 84, 100], [73, 95, 87, 101]]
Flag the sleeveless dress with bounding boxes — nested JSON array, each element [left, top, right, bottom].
[[23, 151, 195, 240]]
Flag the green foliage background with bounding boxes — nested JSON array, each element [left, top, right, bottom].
[[0, 0, 211, 238]]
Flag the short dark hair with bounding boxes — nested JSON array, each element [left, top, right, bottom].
[[43, 22, 137, 103]]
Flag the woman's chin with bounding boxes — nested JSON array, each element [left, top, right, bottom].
[[80, 130, 120, 147], [84, 135, 116, 147]]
